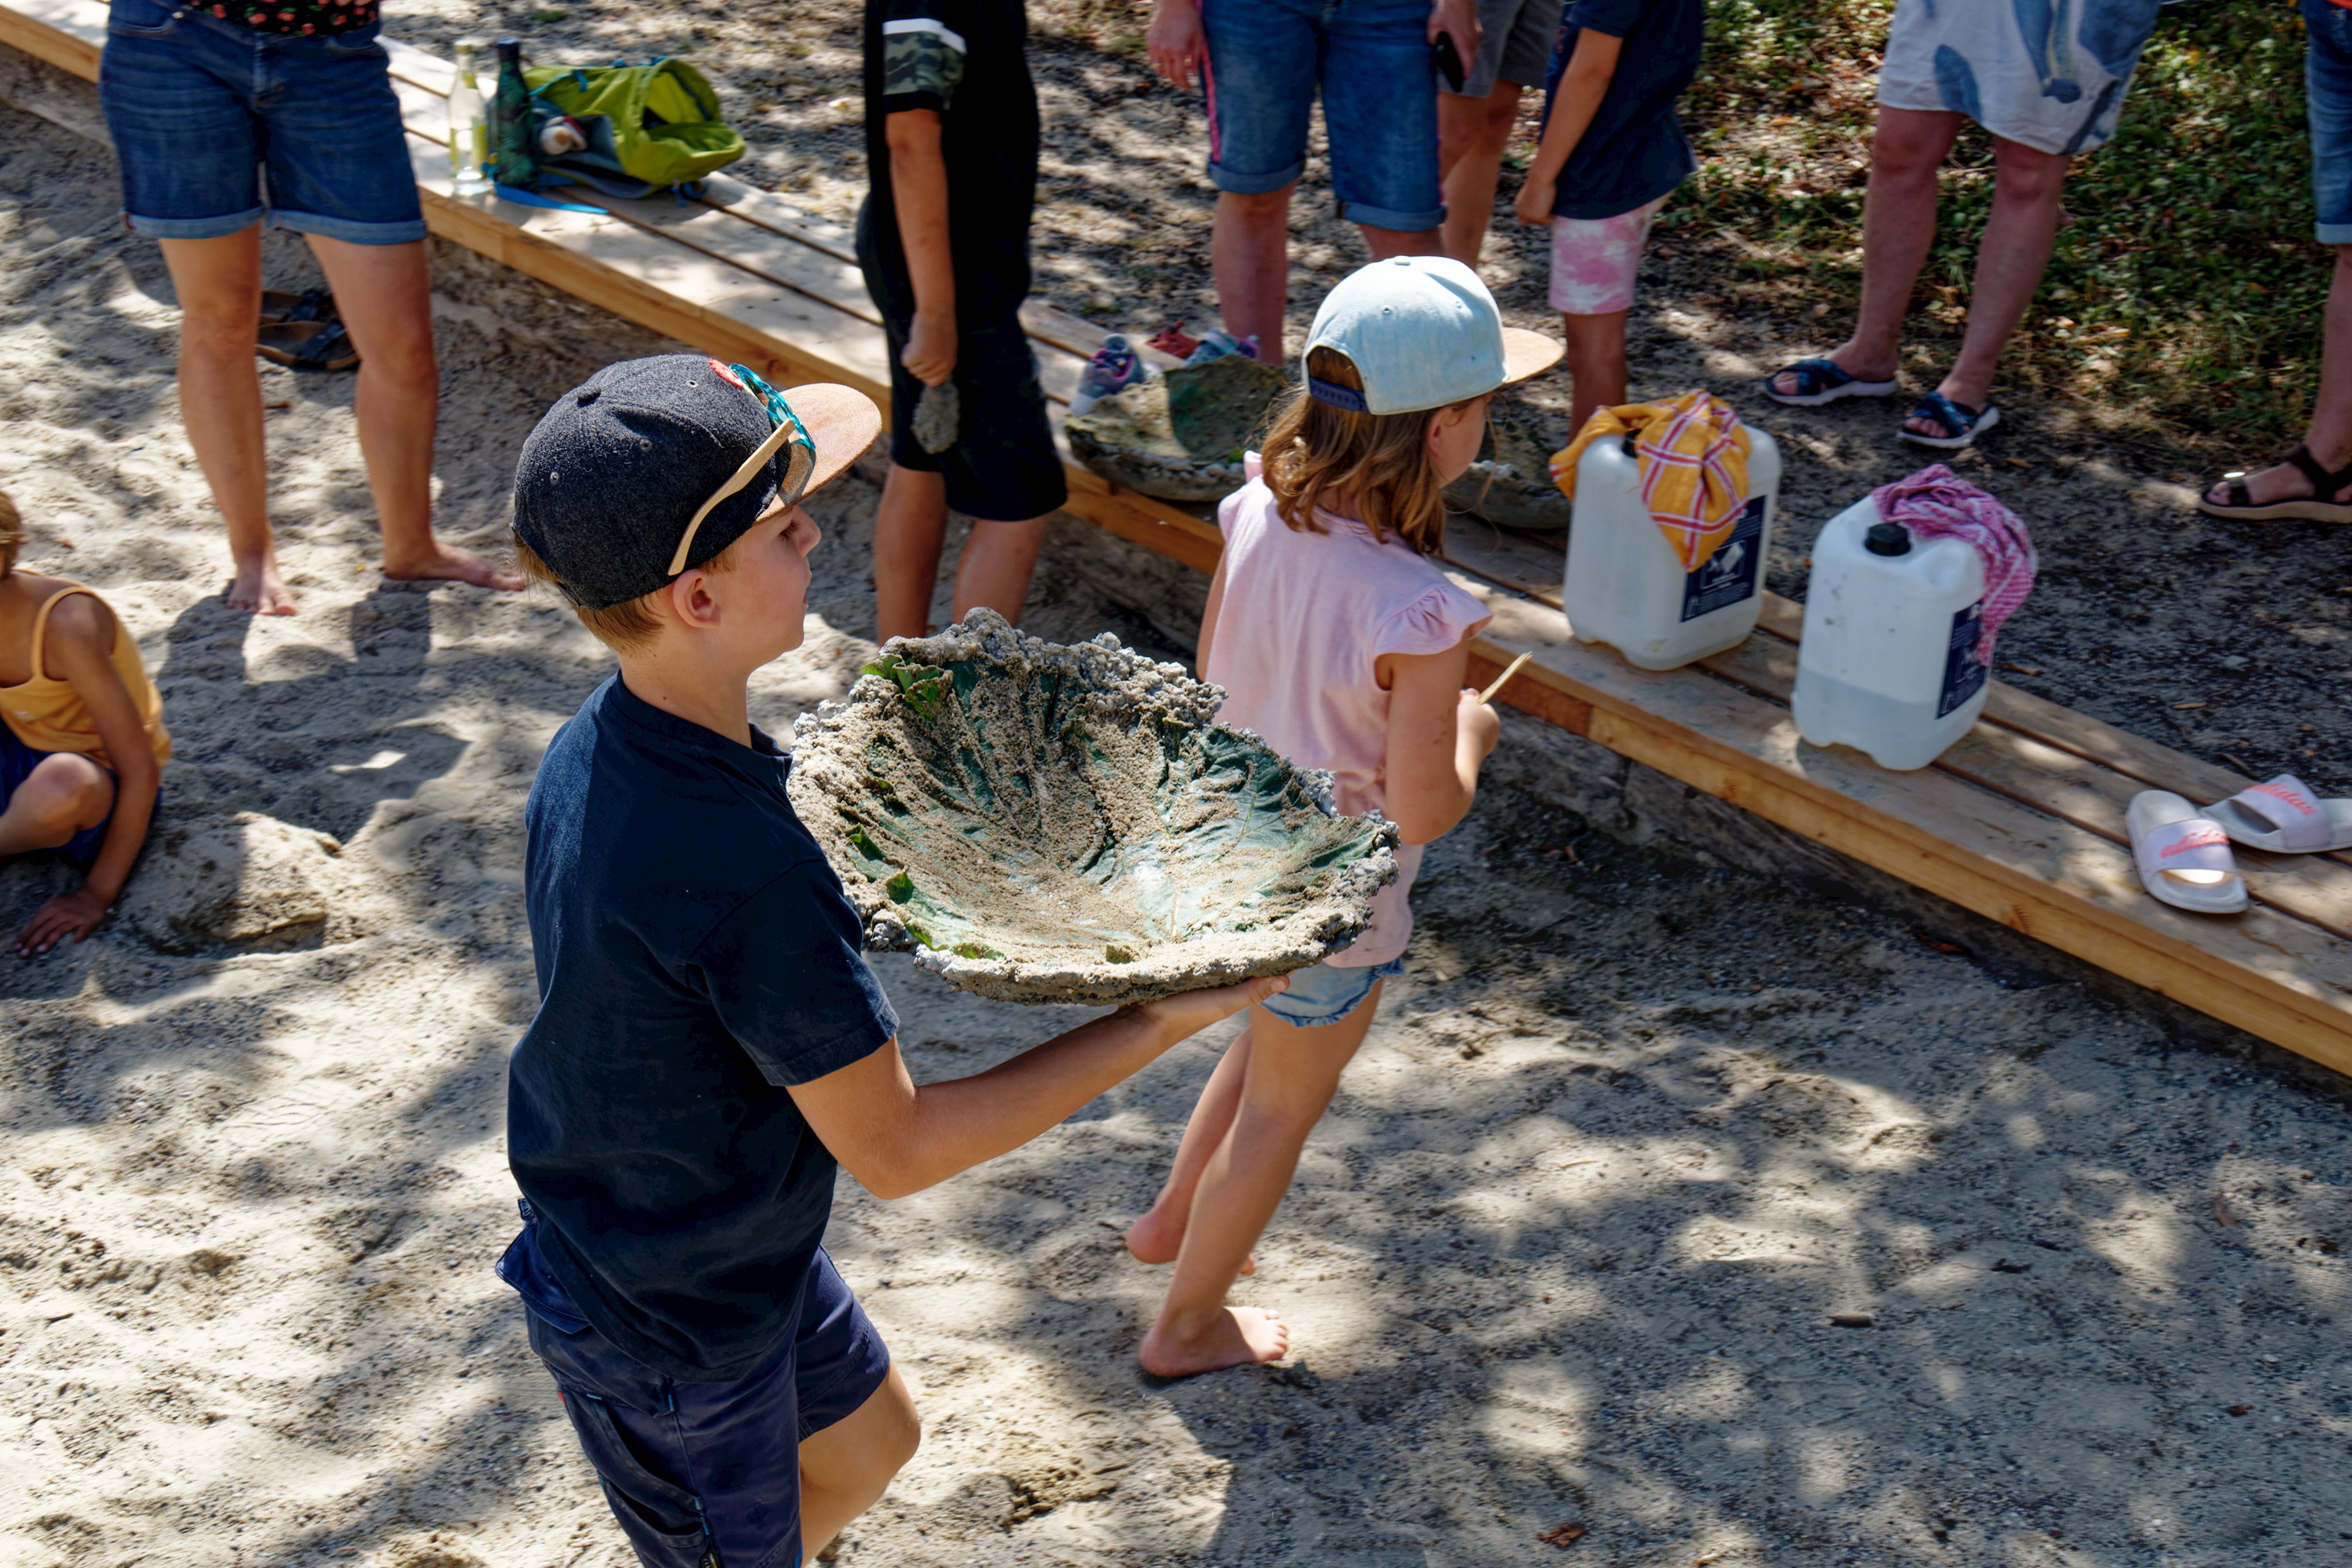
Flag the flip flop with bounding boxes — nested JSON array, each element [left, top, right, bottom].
[[2128, 791, 2248, 914], [2196, 443, 2352, 525], [1760, 356, 1900, 408], [1900, 391, 2000, 450], [259, 287, 336, 327], [256, 320, 361, 372], [2204, 772, 2352, 854]]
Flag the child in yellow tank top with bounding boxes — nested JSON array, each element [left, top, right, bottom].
[[0, 489, 169, 956]]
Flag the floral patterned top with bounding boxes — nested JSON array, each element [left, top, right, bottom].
[[211, 0, 380, 34]]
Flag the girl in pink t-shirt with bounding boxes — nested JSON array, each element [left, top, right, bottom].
[[1124, 257, 1560, 1379]]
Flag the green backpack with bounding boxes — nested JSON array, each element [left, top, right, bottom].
[[521, 59, 745, 199]]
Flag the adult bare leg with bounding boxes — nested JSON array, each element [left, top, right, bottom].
[[874, 462, 949, 642], [1768, 106, 1963, 398], [1138, 984, 1385, 1378], [1360, 222, 1441, 264], [950, 516, 1049, 626], [306, 235, 523, 591], [157, 230, 291, 615], [2208, 243, 2352, 508], [798, 1366, 921, 1558], [1920, 133, 2070, 428], [1437, 84, 1524, 268], [1127, 1028, 1258, 1273], [1561, 308, 1630, 436], [1212, 185, 1297, 361]]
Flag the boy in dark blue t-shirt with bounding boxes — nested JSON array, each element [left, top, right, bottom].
[[1512, 0, 1704, 432], [501, 355, 1283, 1568]]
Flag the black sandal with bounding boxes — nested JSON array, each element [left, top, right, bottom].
[[258, 287, 336, 327], [2197, 442, 2352, 524], [255, 319, 361, 373]]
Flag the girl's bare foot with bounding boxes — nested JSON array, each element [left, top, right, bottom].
[[227, 555, 297, 616], [1124, 1207, 1253, 1275], [382, 543, 525, 591], [1138, 1305, 1289, 1380]]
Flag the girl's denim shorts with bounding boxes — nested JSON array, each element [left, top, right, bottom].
[[99, 0, 425, 243], [1260, 955, 1405, 1028]]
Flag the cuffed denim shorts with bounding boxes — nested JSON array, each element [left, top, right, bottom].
[[1199, 0, 1444, 232], [2308, 0, 2352, 246], [99, 0, 426, 244], [1260, 954, 1403, 1027]]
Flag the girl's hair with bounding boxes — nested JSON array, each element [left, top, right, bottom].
[[0, 489, 20, 574], [1260, 349, 1469, 556]]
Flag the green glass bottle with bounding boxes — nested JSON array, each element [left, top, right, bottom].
[[492, 36, 536, 190]]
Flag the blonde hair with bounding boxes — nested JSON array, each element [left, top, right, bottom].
[[0, 489, 21, 574], [513, 532, 738, 655], [1260, 349, 1474, 556]]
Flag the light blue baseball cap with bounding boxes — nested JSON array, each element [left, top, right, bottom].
[[1302, 256, 1562, 416]]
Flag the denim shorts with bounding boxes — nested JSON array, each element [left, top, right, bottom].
[[1199, 0, 1444, 232], [99, 0, 426, 244], [501, 1224, 892, 1568], [1260, 954, 1403, 1027], [2308, 0, 2352, 245], [0, 726, 113, 860]]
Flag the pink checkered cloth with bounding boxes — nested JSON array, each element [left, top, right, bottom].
[[1870, 464, 2037, 665]]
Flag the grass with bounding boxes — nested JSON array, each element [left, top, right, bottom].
[[1679, 0, 2320, 458]]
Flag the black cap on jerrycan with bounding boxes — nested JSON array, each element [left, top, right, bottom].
[[1864, 521, 1912, 557]]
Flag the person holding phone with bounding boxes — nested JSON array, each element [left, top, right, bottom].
[[1147, 0, 1480, 362], [1436, 0, 1564, 269]]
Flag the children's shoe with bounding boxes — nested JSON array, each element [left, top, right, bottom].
[[1069, 334, 1150, 416], [1184, 331, 1259, 367]]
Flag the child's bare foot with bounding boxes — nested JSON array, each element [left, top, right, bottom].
[[227, 555, 297, 616], [1124, 1209, 1254, 1274], [1139, 1306, 1289, 1380], [382, 543, 525, 592]]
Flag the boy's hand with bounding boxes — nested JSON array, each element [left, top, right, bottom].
[[902, 311, 957, 388], [1514, 171, 1556, 228], [1458, 688, 1503, 760], [1132, 971, 1290, 1039], [19, 888, 109, 957], [1147, 0, 1205, 91], [1426, 0, 1479, 65]]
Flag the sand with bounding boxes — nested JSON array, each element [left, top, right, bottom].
[[6, 57, 2352, 1568]]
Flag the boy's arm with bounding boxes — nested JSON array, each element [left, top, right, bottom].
[[886, 107, 957, 386], [18, 595, 159, 955], [1514, 26, 1627, 227], [790, 975, 1285, 1199]]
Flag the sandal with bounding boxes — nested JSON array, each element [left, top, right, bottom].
[[256, 319, 361, 372], [2196, 443, 2352, 524], [1760, 356, 1899, 407], [1900, 391, 2001, 450], [2205, 773, 2352, 854], [2128, 791, 2248, 915], [258, 287, 336, 327]]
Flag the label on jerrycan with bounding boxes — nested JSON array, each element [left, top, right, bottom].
[[1680, 495, 1767, 623], [1937, 599, 1989, 718]]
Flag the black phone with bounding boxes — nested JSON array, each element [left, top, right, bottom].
[[1434, 32, 1466, 93]]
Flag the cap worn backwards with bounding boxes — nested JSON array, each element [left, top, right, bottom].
[[1303, 256, 1564, 417], [510, 355, 814, 612]]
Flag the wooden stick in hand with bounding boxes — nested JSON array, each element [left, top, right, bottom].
[[1478, 650, 1533, 705]]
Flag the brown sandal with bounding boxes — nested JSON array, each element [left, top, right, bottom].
[[2197, 442, 2352, 524]]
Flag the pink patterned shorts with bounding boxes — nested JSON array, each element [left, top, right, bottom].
[[1548, 196, 1666, 317]]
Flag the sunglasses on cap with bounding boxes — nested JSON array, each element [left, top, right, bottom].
[[665, 363, 817, 578]]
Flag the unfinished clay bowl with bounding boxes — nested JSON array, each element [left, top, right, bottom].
[[788, 609, 1399, 1006], [1063, 356, 1289, 504], [1444, 416, 1573, 532]]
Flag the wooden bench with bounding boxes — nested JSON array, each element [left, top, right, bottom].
[[7, 0, 2351, 1073]]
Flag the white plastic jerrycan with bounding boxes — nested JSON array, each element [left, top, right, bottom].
[[1791, 495, 1990, 771], [1562, 425, 1782, 671]]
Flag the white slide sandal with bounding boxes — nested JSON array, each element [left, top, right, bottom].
[[2204, 773, 2352, 854], [2128, 791, 2249, 915]]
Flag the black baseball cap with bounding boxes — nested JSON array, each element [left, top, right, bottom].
[[512, 355, 880, 611]]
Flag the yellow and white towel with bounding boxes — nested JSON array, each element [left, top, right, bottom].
[[1549, 390, 1753, 572]]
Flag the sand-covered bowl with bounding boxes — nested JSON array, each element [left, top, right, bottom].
[[788, 609, 1400, 1005]]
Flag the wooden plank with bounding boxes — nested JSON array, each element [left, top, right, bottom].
[[0, 0, 96, 76]]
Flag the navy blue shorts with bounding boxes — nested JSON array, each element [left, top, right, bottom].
[[501, 1226, 891, 1568], [98, 0, 427, 244], [0, 725, 112, 860]]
